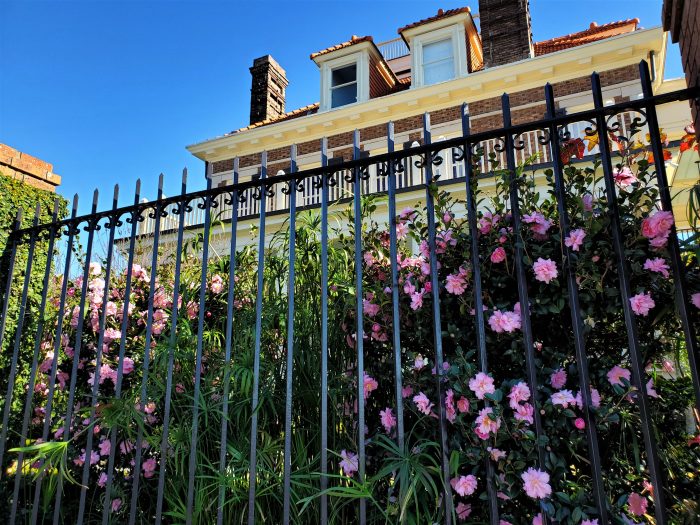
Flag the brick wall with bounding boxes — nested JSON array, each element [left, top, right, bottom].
[[0, 143, 61, 192], [212, 64, 639, 173], [663, 0, 700, 140]]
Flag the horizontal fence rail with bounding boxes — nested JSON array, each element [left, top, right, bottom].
[[0, 61, 699, 524]]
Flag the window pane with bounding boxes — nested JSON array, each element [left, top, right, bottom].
[[332, 64, 357, 87], [331, 83, 357, 107], [422, 38, 453, 65], [423, 60, 454, 85]]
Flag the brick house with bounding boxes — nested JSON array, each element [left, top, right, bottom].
[[139, 1, 698, 244], [0, 143, 61, 192]]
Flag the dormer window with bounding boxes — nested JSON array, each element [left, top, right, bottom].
[[422, 38, 455, 85], [311, 36, 398, 112], [331, 64, 358, 108]]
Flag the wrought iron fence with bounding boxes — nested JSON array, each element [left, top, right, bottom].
[[0, 61, 698, 525]]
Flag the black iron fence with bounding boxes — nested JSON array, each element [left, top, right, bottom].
[[0, 61, 699, 525]]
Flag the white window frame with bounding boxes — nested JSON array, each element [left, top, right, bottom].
[[319, 51, 369, 112], [409, 24, 468, 88]]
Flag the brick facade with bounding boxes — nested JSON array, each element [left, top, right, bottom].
[[663, 0, 700, 141], [479, 0, 533, 68], [212, 64, 639, 174], [0, 143, 61, 192]]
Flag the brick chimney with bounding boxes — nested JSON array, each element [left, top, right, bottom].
[[478, 0, 533, 68], [249, 55, 288, 125]]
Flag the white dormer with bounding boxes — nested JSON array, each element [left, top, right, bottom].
[[311, 36, 398, 112], [399, 8, 482, 89]]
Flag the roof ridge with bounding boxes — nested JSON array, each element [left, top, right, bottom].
[[230, 103, 320, 134], [535, 18, 639, 45]]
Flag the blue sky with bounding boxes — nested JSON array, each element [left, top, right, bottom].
[[0, 0, 682, 216]]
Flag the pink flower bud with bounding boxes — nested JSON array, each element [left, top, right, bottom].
[[574, 418, 586, 430]]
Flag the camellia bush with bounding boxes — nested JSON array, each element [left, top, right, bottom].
[[2, 129, 700, 524]]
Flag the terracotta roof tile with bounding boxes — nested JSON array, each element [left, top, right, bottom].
[[311, 35, 373, 59], [398, 7, 471, 34], [534, 19, 639, 55], [230, 103, 320, 134]]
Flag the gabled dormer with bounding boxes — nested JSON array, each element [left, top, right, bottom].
[[398, 7, 482, 88], [311, 35, 399, 112]]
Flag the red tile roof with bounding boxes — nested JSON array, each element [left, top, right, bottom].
[[231, 103, 320, 134], [311, 35, 374, 59], [534, 19, 639, 55], [398, 7, 471, 34]]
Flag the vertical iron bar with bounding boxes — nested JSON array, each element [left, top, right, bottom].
[[247, 151, 268, 525], [460, 105, 500, 525], [0, 207, 36, 471], [386, 122, 405, 451], [319, 138, 329, 525], [101, 180, 142, 525], [502, 95, 548, 476], [421, 113, 453, 524], [76, 186, 120, 524], [282, 145, 298, 524], [639, 61, 700, 411], [30, 196, 78, 525], [185, 167, 214, 524], [0, 211, 21, 366], [591, 72, 668, 524], [216, 159, 240, 525], [53, 190, 100, 525], [544, 84, 609, 523], [10, 200, 59, 524], [156, 168, 189, 524], [129, 174, 166, 525], [352, 130, 367, 525]]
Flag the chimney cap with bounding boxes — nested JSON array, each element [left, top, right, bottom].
[[589, 22, 598, 29]]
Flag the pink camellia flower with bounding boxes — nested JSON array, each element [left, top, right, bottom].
[[514, 403, 534, 425], [551, 390, 576, 407], [103, 328, 122, 344], [500, 521, 514, 525], [363, 372, 378, 399], [692, 293, 700, 309], [111, 498, 122, 512], [582, 194, 594, 212], [210, 274, 224, 294], [97, 472, 108, 488], [630, 292, 655, 316], [628, 492, 648, 516], [607, 365, 631, 387], [488, 447, 507, 461], [550, 368, 567, 389], [613, 166, 638, 187], [574, 417, 586, 430], [469, 372, 495, 400], [99, 439, 111, 456], [142, 457, 157, 478], [533, 258, 558, 284], [533, 513, 544, 525], [445, 389, 457, 423], [456, 502, 472, 521], [122, 357, 135, 375], [414, 354, 428, 370], [413, 392, 434, 415], [89, 262, 102, 276], [401, 386, 413, 398], [450, 474, 478, 496], [395, 222, 409, 239], [339, 450, 358, 477], [646, 378, 659, 398], [521, 467, 552, 499], [522, 211, 553, 237], [507, 382, 531, 410], [490, 247, 506, 263], [475, 407, 501, 438], [564, 228, 586, 252], [581, 520, 599, 525], [641, 210, 674, 248], [457, 397, 470, 413], [575, 388, 602, 409], [445, 273, 467, 295], [643, 258, 670, 278], [410, 292, 424, 311], [488, 309, 521, 333], [380, 407, 396, 434]]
